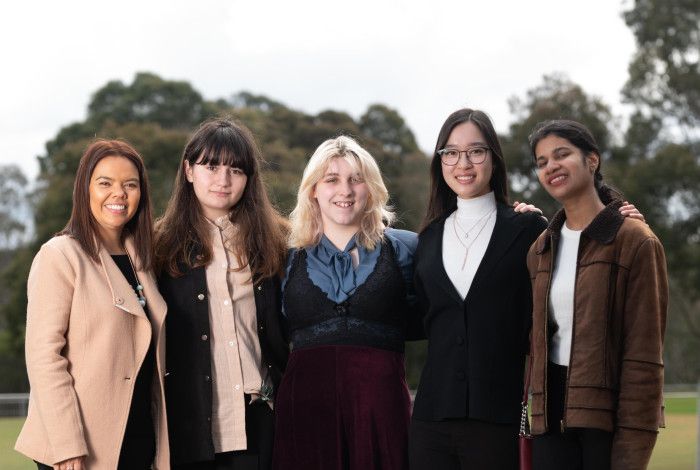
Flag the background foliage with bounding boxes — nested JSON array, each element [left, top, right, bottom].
[[0, 0, 698, 391]]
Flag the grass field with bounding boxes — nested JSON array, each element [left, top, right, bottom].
[[1, 396, 696, 469]]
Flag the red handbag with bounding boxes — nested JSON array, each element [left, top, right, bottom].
[[519, 356, 533, 470]]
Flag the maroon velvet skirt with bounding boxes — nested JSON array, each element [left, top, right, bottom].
[[272, 345, 411, 470]]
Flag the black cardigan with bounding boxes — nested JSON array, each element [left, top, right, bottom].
[[412, 203, 547, 424], [159, 264, 288, 465]]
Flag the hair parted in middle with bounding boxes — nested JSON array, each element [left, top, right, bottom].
[[289, 135, 394, 250], [528, 119, 622, 204], [58, 138, 154, 269], [422, 108, 510, 232], [154, 117, 288, 282]]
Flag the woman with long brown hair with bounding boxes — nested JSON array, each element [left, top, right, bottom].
[[16, 139, 169, 470], [154, 118, 289, 470]]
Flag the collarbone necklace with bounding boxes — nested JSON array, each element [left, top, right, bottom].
[[452, 208, 496, 270]]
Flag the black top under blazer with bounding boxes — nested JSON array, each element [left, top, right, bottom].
[[412, 203, 547, 424], [159, 264, 289, 465]]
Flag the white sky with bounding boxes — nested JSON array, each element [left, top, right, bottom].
[[1, 0, 636, 181]]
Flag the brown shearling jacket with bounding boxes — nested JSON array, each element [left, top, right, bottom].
[[526, 201, 668, 470]]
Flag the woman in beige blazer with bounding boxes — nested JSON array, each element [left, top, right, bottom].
[[15, 140, 169, 470]]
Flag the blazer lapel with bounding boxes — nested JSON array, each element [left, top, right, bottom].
[[465, 203, 524, 302], [98, 240, 147, 318], [427, 218, 464, 304]]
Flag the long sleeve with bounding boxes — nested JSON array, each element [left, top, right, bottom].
[[24, 243, 88, 462], [611, 237, 668, 469]]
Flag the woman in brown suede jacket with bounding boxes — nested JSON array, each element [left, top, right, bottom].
[[526, 119, 667, 470]]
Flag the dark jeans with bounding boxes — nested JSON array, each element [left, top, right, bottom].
[[532, 362, 613, 470], [173, 397, 275, 470], [409, 417, 519, 469]]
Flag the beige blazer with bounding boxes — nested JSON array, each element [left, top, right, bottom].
[[15, 235, 170, 469]]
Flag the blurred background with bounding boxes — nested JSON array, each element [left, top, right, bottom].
[[0, 0, 697, 468]]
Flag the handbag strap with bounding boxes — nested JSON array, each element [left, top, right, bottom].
[[520, 338, 534, 436]]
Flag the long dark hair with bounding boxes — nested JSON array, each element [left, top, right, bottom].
[[421, 108, 509, 231], [528, 119, 622, 204], [58, 139, 154, 269], [154, 117, 288, 283]]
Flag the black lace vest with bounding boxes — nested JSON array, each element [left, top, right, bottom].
[[284, 240, 408, 352]]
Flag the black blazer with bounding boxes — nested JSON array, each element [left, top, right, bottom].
[[412, 203, 547, 424], [159, 264, 289, 465]]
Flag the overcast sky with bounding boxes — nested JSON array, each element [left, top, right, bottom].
[[1, 0, 636, 181]]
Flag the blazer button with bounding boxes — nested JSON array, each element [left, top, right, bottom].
[[201, 334, 208, 341], [204, 375, 210, 382], [455, 371, 466, 380], [197, 293, 205, 301], [456, 335, 464, 345], [335, 305, 347, 314]]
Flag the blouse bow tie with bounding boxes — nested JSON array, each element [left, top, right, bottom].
[[329, 250, 357, 299]]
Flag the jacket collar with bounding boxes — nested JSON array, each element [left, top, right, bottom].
[[97, 236, 148, 317], [536, 200, 625, 254]]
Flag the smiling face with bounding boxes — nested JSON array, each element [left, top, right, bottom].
[[535, 134, 598, 203], [89, 156, 141, 241], [441, 121, 493, 199], [185, 158, 248, 220], [313, 157, 369, 235]]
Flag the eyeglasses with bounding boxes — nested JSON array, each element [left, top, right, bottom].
[[437, 146, 489, 166]]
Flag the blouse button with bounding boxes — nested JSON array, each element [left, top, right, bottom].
[[197, 293, 205, 301], [116, 297, 124, 305], [201, 334, 208, 341], [257, 285, 262, 291]]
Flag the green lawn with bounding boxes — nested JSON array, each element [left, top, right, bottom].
[[1, 396, 697, 469]]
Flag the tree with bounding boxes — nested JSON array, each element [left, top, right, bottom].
[[622, 0, 700, 129], [0, 74, 431, 392], [0, 165, 29, 247], [622, 0, 700, 384]]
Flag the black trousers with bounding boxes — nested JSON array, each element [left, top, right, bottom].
[[532, 362, 613, 470], [409, 416, 519, 470], [173, 397, 275, 470]]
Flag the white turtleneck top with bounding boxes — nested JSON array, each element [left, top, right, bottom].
[[442, 191, 497, 300]]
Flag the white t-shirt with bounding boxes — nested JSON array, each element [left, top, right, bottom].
[[549, 223, 582, 366]]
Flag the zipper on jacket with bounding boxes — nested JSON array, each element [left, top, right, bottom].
[[560, 236, 584, 433], [542, 233, 555, 433]]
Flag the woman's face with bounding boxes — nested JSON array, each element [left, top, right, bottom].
[[535, 134, 598, 203], [441, 121, 493, 199], [313, 157, 369, 234], [89, 156, 141, 240], [185, 158, 248, 220]]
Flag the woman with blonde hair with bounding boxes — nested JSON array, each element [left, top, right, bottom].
[[16, 139, 169, 470], [272, 136, 419, 470]]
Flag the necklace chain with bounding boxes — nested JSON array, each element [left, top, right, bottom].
[[452, 208, 496, 270], [126, 252, 147, 308]]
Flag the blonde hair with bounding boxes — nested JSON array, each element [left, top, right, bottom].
[[289, 136, 394, 250]]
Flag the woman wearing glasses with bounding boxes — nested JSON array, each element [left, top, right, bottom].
[[409, 108, 547, 469], [409, 109, 641, 469], [527, 120, 666, 470]]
